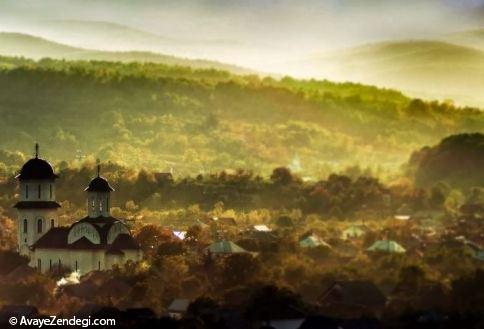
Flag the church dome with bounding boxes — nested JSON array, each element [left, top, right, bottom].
[[85, 176, 114, 192], [16, 157, 58, 181]]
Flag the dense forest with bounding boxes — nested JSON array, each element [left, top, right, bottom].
[[409, 133, 484, 188], [0, 56, 482, 181]]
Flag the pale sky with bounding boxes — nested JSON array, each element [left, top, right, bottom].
[[0, 0, 483, 70]]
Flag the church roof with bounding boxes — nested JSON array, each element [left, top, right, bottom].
[[13, 201, 61, 209], [69, 237, 105, 250], [31, 219, 140, 251], [78, 215, 118, 225], [85, 176, 114, 192], [32, 227, 70, 249], [75, 216, 121, 244], [16, 157, 58, 181]]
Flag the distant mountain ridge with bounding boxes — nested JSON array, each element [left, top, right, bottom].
[[40, 20, 237, 46], [289, 40, 484, 107], [443, 28, 484, 51], [0, 32, 254, 74]]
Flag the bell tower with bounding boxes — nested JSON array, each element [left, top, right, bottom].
[[85, 164, 114, 218], [14, 144, 60, 255]]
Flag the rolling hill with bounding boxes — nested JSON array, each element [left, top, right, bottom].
[[443, 29, 484, 51], [409, 133, 484, 188], [289, 40, 484, 107], [0, 32, 253, 74], [34, 20, 237, 50], [0, 56, 481, 179]]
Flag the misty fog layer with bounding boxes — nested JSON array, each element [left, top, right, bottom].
[[0, 0, 482, 70]]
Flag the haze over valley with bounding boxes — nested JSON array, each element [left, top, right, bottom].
[[2, 0, 484, 106]]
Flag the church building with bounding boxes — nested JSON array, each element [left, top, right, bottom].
[[14, 144, 142, 275]]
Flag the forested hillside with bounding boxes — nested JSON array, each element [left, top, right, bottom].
[[409, 133, 484, 188], [0, 56, 482, 179]]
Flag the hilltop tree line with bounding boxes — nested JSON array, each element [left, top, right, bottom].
[[0, 56, 482, 179]]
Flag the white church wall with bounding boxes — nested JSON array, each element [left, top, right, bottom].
[[32, 248, 143, 275], [17, 208, 58, 255], [67, 223, 101, 244], [19, 180, 56, 202], [106, 222, 130, 244]]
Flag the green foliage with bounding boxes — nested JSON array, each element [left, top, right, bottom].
[[409, 133, 484, 188], [0, 56, 481, 179]]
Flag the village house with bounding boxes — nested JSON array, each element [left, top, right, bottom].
[[319, 281, 387, 318]]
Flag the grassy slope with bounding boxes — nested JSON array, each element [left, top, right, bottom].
[[296, 40, 484, 107]]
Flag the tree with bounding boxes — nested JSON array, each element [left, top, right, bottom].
[[429, 182, 450, 208], [395, 265, 426, 296], [158, 240, 186, 256], [186, 296, 219, 318], [245, 285, 307, 322], [451, 269, 484, 315], [270, 167, 295, 185], [134, 225, 166, 256], [222, 253, 260, 286]]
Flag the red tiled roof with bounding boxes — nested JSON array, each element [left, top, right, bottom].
[[32, 227, 69, 249]]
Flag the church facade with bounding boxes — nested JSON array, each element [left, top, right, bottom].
[[14, 145, 142, 275]]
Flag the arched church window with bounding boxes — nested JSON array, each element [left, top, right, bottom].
[[50, 219, 55, 228], [38, 185, 41, 199], [23, 219, 28, 233], [37, 219, 43, 233], [25, 185, 29, 199]]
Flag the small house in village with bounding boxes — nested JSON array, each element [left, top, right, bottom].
[[341, 225, 366, 240], [319, 281, 387, 318], [299, 234, 331, 249], [367, 240, 406, 254], [167, 299, 190, 319], [206, 240, 249, 256]]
